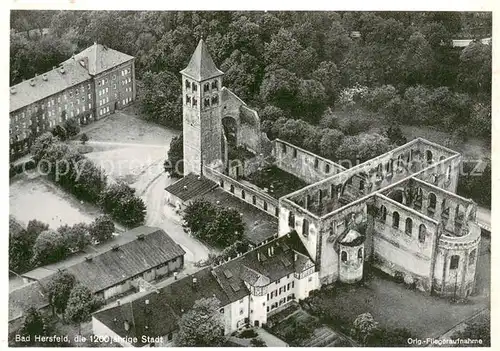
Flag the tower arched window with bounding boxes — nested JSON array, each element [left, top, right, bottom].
[[185, 79, 190, 90], [192, 82, 197, 91], [426, 150, 433, 164], [185, 95, 191, 105], [392, 211, 400, 229], [241, 189, 246, 199], [302, 219, 309, 237], [405, 218, 413, 235], [204, 83, 210, 92], [192, 98, 197, 107], [380, 205, 387, 222], [341, 251, 348, 263], [429, 193, 437, 210], [450, 255, 459, 270], [204, 97, 210, 108], [469, 249, 476, 266], [211, 95, 219, 106], [358, 248, 363, 260], [288, 212, 295, 228], [230, 185, 235, 193], [418, 224, 426, 243], [211, 80, 218, 90]]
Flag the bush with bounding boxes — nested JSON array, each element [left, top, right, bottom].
[[32, 230, 70, 265], [250, 337, 266, 347], [63, 118, 80, 136], [239, 329, 258, 338], [98, 183, 146, 227], [89, 215, 115, 244]]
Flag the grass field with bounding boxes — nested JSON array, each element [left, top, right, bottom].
[[304, 237, 490, 339], [9, 174, 99, 228]]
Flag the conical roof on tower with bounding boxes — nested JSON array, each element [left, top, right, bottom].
[[180, 39, 224, 81]]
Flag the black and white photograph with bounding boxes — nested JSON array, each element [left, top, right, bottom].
[[7, 4, 493, 348]]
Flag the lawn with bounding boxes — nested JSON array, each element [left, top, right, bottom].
[[9, 174, 99, 228], [301, 237, 490, 340], [244, 165, 308, 199]]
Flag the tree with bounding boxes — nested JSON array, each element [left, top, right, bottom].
[[80, 133, 89, 145], [26, 219, 50, 245], [141, 71, 182, 129], [205, 207, 245, 247], [337, 133, 393, 163], [259, 105, 285, 122], [117, 195, 147, 227], [295, 79, 328, 123], [57, 223, 91, 252], [65, 284, 100, 334], [20, 307, 47, 345], [99, 182, 135, 214], [312, 61, 340, 103], [174, 297, 226, 347], [183, 199, 218, 236], [451, 317, 490, 347], [51, 124, 68, 141], [9, 217, 33, 274], [164, 135, 183, 177], [32, 230, 69, 265], [31, 132, 55, 163], [457, 41, 492, 96], [45, 271, 76, 316], [260, 67, 300, 113], [63, 117, 80, 136], [385, 126, 407, 146], [318, 128, 345, 160], [89, 215, 115, 243], [351, 312, 379, 345], [250, 338, 266, 347]]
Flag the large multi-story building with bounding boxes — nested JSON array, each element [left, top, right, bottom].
[[93, 39, 483, 346], [9, 43, 136, 160]]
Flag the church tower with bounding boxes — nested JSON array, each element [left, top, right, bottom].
[[180, 39, 224, 175]]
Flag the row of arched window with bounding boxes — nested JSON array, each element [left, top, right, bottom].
[[341, 248, 363, 263], [288, 212, 309, 237], [379, 205, 426, 243], [228, 184, 279, 216], [449, 249, 476, 270]]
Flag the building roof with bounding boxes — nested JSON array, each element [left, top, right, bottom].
[[93, 232, 314, 343], [93, 267, 230, 346], [165, 173, 218, 202], [64, 43, 134, 76], [212, 231, 315, 303], [66, 227, 185, 293], [10, 60, 92, 113], [9, 281, 49, 321], [339, 228, 365, 247], [180, 39, 224, 81]]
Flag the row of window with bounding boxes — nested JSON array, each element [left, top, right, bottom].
[[449, 250, 476, 270], [99, 106, 110, 116], [379, 205, 427, 243], [341, 248, 363, 263], [267, 281, 294, 301], [287, 212, 310, 237], [280, 144, 333, 173], [185, 94, 219, 108], [267, 294, 295, 312], [184, 79, 218, 92], [226, 182, 280, 217], [99, 97, 110, 106]]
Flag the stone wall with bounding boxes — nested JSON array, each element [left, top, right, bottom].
[[272, 139, 345, 183]]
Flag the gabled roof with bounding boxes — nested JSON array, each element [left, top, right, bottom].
[[9, 281, 49, 321], [165, 173, 218, 202], [93, 267, 230, 346], [10, 60, 92, 113], [66, 227, 185, 293], [180, 39, 224, 81], [63, 43, 134, 76]]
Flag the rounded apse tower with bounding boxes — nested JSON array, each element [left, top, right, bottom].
[[339, 229, 365, 283]]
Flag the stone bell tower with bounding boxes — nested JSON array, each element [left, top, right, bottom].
[[180, 39, 224, 175]]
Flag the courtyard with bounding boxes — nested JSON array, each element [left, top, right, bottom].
[[244, 165, 308, 199], [301, 236, 490, 340]]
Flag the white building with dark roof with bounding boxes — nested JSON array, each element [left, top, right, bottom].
[[9, 43, 136, 160]]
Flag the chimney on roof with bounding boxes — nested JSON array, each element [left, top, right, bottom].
[[271, 246, 275, 256], [117, 299, 121, 306], [183, 185, 188, 190], [145, 299, 149, 305], [294, 252, 298, 262], [29, 78, 35, 86], [94, 41, 97, 45], [136, 233, 145, 240], [197, 176, 201, 180], [59, 66, 65, 74], [192, 277, 198, 288], [257, 252, 261, 261], [174, 272, 178, 280], [42, 73, 48, 81], [267, 247, 272, 257], [10, 87, 16, 95], [112, 244, 119, 251], [85, 255, 93, 262]]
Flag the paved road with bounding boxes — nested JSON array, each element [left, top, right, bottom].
[[140, 171, 214, 263]]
